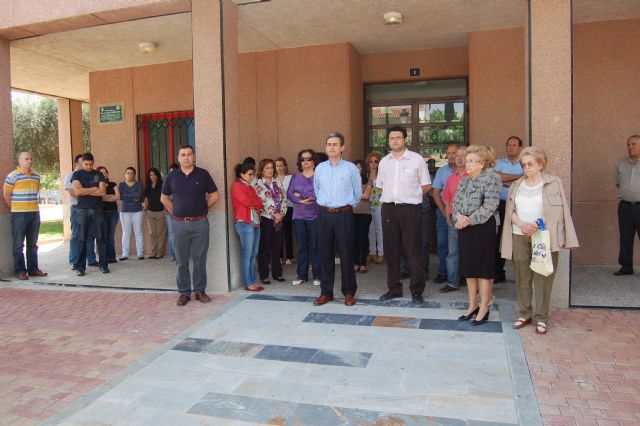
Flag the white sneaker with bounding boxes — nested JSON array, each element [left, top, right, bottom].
[[313, 279, 321, 286], [292, 279, 305, 286], [285, 259, 293, 265]]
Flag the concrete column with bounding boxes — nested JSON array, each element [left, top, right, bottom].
[[191, 0, 240, 292], [526, 0, 573, 307], [57, 98, 84, 239], [0, 38, 13, 275]]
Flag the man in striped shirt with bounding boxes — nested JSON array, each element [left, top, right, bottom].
[[3, 152, 47, 280]]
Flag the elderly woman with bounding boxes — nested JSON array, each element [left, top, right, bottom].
[[254, 158, 288, 284], [453, 145, 501, 326], [501, 147, 578, 335], [366, 152, 384, 264]]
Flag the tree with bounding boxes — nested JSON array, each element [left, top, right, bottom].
[[12, 94, 60, 189]]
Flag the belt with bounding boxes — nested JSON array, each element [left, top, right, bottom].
[[382, 202, 419, 207], [320, 205, 352, 213], [621, 200, 640, 206], [173, 214, 207, 222]]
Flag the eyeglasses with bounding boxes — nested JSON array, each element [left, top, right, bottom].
[[465, 159, 482, 164], [369, 159, 379, 163], [246, 172, 255, 176], [300, 157, 313, 162], [520, 161, 538, 168]]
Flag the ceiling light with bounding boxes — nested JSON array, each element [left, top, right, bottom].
[[383, 12, 403, 26], [138, 41, 157, 54]]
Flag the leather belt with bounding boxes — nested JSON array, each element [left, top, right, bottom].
[[383, 202, 418, 207], [173, 214, 207, 222], [320, 205, 352, 213], [621, 200, 640, 206]]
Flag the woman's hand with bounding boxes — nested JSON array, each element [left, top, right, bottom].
[[520, 222, 539, 237], [274, 212, 283, 223], [300, 197, 315, 205], [455, 214, 470, 229]]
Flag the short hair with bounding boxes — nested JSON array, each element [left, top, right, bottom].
[[178, 144, 194, 154], [387, 126, 407, 138], [506, 136, 523, 147], [125, 166, 136, 175], [519, 146, 548, 171], [365, 152, 382, 174], [234, 162, 255, 179], [81, 152, 94, 162], [74, 154, 83, 163], [296, 149, 317, 172], [465, 145, 496, 169], [628, 135, 640, 143], [354, 159, 368, 185], [326, 131, 345, 146], [316, 152, 329, 163], [257, 158, 275, 179], [242, 156, 256, 166], [275, 157, 289, 175]]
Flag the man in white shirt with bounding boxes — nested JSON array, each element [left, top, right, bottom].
[[377, 126, 432, 303]]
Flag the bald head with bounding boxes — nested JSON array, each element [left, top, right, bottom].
[[17, 152, 33, 172]]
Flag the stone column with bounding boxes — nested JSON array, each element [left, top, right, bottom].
[[57, 99, 84, 239], [0, 38, 13, 275], [191, 0, 240, 292], [526, 0, 573, 307]]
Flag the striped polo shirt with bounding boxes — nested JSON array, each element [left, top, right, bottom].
[[3, 167, 40, 212]]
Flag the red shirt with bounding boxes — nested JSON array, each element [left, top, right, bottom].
[[442, 170, 468, 214], [231, 179, 263, 224]]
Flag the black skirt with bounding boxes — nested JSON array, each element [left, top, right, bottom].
[[458, 215, 497, 279]]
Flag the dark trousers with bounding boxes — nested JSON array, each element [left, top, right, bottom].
[[400, 207, 431, 278], [103, 210, 119, 262], [281, 208, 294, 260], [11, 212, 41, 275], [76, 208, 107, 270], [495, 200, 507, 276], [382, 203, 425, 296], [259, 217, 284, 280], [69, 206, 96, 266], [353, 213, 372, 266], [293, 218, 320, 281], [317, 208, 357, 297], [173, 218, 209, 295], [618, 201, 640, 272]]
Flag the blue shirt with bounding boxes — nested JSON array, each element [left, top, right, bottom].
[[313, 159, 362, 208], [162, 166, 218, 217], [71, 169, 105, 210], [494, 157, 524, 200], [432, 164, 454, 191]]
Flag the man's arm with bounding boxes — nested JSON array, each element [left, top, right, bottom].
[[160, 194, 173, 214], [206, 191, 220, 209], [71, 179, 99, 196], [3, 188, 12, 208], [496, 171, 522, 184], [432, 188, 445, 215], [422, 183, 432, 195]]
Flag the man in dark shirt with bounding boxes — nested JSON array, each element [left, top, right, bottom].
[[71, 152, 108, 276], [161, 144, 219, 306]]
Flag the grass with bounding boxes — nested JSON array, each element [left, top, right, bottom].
[[39, 220, 63, 240]]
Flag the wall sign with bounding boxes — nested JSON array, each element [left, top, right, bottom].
[[99, 104, 123, 123], [409, 68, 421, 77]]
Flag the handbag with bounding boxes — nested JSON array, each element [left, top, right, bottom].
[[530, 219, 554, 276]]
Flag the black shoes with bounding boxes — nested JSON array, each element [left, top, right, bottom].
[[411, 293, 424, 304], [399, 272, 410, 280], [76, 270, 85, 276], [274, 277, 286, 282], [432, 274, 447, 284], [261, 279, 271, 285], [614, 269, 633, 276], [472, 310, 490, 326], [439, 285, 458, 293], [379, 291, 402, 301], [458, 306, 479, 321], [88, 261, 99, 267], [100, 266, 110, 274]]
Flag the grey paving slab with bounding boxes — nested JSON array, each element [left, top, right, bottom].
[[419, 317, 503, 333]]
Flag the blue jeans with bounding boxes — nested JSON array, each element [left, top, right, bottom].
[[164, 212, 175, 259], [235, 221, 260, 286], [69, 206, 96, 266], [293, 218, 321, 281], [75, 208, 107, 270], [11, 212, 41, 275], [435, 209, 448, 276], [446, 223, 460, 288], [173, 218, 209, 295], [103, 210, 119, 262]]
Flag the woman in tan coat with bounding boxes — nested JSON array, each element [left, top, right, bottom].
[[501, 147, 579, 335]]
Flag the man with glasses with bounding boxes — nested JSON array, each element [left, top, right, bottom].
[[378, 126, 432, 303], [494, 136, 524, 283]]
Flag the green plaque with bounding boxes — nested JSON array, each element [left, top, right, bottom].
[[99, 104, 123, 123]]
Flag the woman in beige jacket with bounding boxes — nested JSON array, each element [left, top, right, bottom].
[[500, 147, 579, 335]]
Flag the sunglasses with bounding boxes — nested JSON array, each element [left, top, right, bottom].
[[300, 157, 313, 161], [520, 161, 538, 168], [369, 159, 379, 163]]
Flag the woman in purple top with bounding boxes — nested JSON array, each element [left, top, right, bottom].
[[287, 149, 321, 286]]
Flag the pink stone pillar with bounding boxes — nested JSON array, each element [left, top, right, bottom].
[[526, 0, 572, 308], [192, 0, 240, 292], [0, 38, 13, 275]]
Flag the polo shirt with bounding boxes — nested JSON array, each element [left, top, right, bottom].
[[495, 157, 524, 200], [3, 167, 40, 212], [442, 170, 468, 209], [432, 164, 454, 192], [162, 166, 217, 217], [313, 159, 362, 208], [71, 169, 105, 210], [377, 149, 431, 205], [616, 158, 640, 202]]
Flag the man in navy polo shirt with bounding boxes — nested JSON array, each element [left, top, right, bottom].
[[161, 145, 219, 306]]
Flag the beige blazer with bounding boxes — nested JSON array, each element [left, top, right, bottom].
[[500, 174, 579, 259]]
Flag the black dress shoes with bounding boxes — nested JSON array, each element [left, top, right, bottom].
[[614, 269, 633, 276], [432, 274, 447, 284], [439, 285, 458, 293], [472, 310, 490, 326], [458, 306, 479, 321], [379, 291, 402, 301], [411, 294, 424, 304], [399, 272, 410, 280]]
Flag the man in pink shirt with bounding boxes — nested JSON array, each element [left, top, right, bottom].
[[440, 146, 467, 293]]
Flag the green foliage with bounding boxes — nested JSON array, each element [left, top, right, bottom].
[[39, 220, 63, 240], [82, 103, 91, 152], [12, 95, 60, 185]]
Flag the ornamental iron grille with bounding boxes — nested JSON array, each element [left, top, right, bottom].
[[137, 111, 195, 178]]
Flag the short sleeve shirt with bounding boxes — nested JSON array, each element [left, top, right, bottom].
[[432, 164, 454, 192], [3, 168, 40, 212], [64, 171, 78, 206], [162, 166, 217, 217], [377, 149, 431, 205], [616, 158, 640, 202], [495, 157, 524, 200], [71, 169, 105, 210]]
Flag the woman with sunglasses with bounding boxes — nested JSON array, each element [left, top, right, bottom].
[[231, 161, 264, 292], [366, 152, 384, 264], [287, 149, 321, 286], [501, 146, 578, 335]]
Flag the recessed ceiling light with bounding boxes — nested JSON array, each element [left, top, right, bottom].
[[139, 41, 157, 54], [383, 11, 403, 26]]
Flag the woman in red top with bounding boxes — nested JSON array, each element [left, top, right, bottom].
[[231, 162, 264, 291]]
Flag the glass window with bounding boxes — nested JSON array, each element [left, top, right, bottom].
[[418, 102, 464, 123], [418, 125, 465, 145], [369, 105, 412, 126]]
